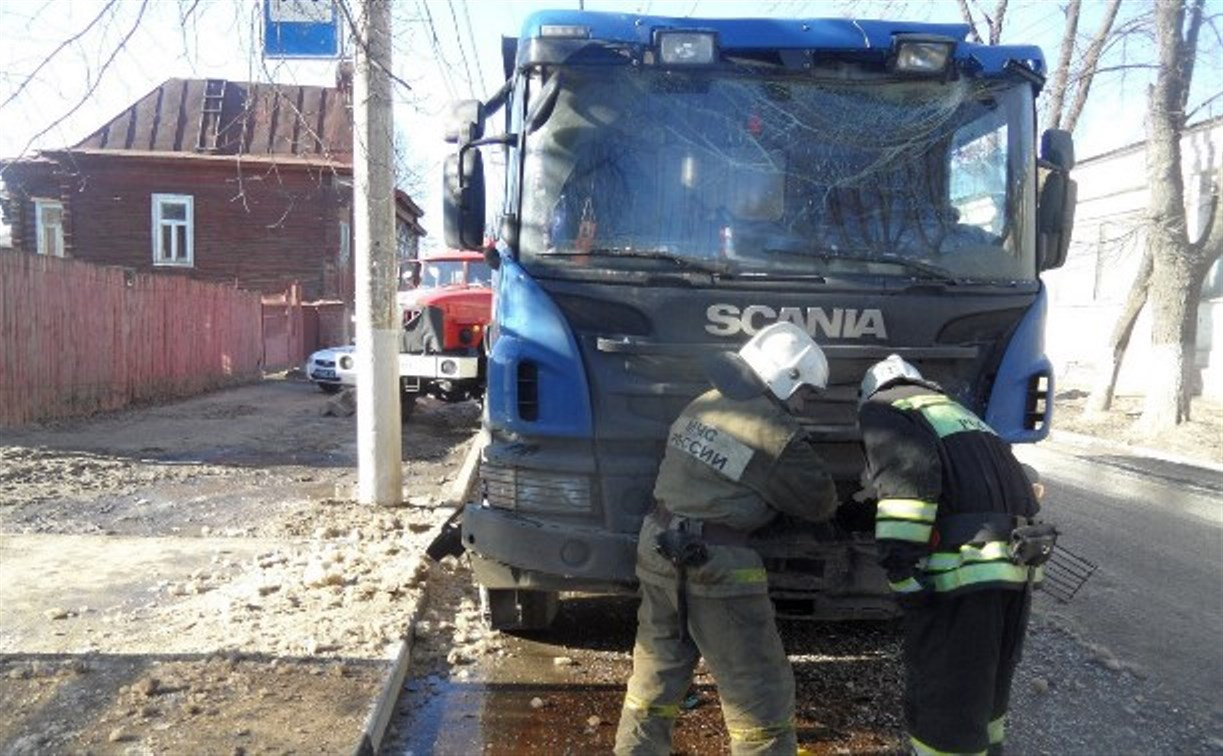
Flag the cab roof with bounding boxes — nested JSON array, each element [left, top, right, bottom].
[[517, 10, 1045, 83]]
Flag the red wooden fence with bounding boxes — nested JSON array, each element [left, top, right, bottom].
[[261, 283, 304, 371], [0, 253, 264, 426]]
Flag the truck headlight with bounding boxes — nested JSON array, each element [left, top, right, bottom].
[[890, 34, 955, 76], [656, 31, 717, 65]]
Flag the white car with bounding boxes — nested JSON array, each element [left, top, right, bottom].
[[305, 345, 357, 393]]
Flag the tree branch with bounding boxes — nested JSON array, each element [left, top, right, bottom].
[[2, 0, 148, 169], [989, 0, 1009, 44], [1064, 0, 1122, 134], [1046, 0, 1081, 131], [1179, 0, 1207, 120], [0, 0, 120, 111], [956, 0, 985, 44]]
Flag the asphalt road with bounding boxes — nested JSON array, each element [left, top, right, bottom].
[[386, 440, 1223, 754], [1014, 440, 1223, 718]]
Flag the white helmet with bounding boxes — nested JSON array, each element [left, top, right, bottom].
[[859, 354, 924, 404], [737, 322, 829, 401]]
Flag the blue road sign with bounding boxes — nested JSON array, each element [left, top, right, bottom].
[[264, 0, 340, 59]]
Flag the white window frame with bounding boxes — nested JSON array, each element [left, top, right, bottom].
[[338, 220, 351, 265], [34, 198, 64, 257], [151, 193, 194, 267]]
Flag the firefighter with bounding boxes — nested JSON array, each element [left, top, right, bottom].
[[857, 354, 1055, 756], [613, 322, 840, 756]]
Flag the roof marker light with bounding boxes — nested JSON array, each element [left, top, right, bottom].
[[540, 24, 590, 39], [890, 34, 955, 76], [656, 31, 717, 65]]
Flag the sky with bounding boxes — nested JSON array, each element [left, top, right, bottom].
[[1, 0, 1220, 250]]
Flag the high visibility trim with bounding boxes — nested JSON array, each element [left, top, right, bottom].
[[928, 560, 1032, 592], [988, 715, 1006, 744], [909, 735, 986, 756], [891, 394, 952, 411], [889, 576, 925, 594], [727, 719, 795, 742], [893, 394, 996, 438], [623, 693, 680, 719], [877, 498, 938, 522], [730, 568, 768, 583], [875, 519, 933, 543], [925, 541, 1012, 571]]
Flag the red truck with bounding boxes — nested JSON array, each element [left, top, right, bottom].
[[396, 250, 493, 418]]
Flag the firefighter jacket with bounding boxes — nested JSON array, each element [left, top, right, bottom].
[[859, 383, 1041, 598], [640, 389, 838, 598]]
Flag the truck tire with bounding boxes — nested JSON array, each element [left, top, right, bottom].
[[400, 392, 417, 421], [480, 587, 559, 631]]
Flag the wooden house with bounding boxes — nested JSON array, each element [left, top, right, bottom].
[[0, 74, 425, 303]]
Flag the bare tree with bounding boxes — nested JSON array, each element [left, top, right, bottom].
[[1137, 0, 1221, 430]]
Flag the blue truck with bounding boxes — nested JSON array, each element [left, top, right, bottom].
[[440, 10, 1076, 629]]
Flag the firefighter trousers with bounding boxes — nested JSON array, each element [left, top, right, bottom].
[[902, 588, 1031, 755], [613, 581, 796, 755]]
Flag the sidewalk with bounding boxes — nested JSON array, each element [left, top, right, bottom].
[[1048, 392, 1223, 472]]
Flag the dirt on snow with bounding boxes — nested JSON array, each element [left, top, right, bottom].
[[0, 377, 482, 754]]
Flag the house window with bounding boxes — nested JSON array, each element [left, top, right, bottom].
[[34, 198, 64, 257], [152, 193, 194, 266], [338, 220, 351, 266]]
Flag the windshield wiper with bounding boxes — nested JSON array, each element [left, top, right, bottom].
[[871, 254, 958, 283], [768, 248, 959, 283], [539, 247, 732, 275]]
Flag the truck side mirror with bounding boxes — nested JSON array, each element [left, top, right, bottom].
[[1041, 129, 1075, 171], [444, 100, 484, 144], [444, 147, 486, 251], [1037, 129, 1077, 271]]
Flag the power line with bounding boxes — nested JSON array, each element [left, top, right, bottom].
[[459, 0, 486, 91], [445, 0, 477, 99], [418, 0, 458, 101]]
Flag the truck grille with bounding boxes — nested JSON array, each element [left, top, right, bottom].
[[482, 464, 592, 514]]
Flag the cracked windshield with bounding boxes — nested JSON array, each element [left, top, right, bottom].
[[521, 65, 1035, 281]]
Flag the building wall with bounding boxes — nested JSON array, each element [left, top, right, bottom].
[[1043, 120, 1222, 399], [5, 155, 355, 300]]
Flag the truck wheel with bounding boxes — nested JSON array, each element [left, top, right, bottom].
[[480, 587, 559, 631], [400, 393, 417, 421]]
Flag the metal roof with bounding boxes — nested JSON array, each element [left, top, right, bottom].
[[73, 78, 353, 161]]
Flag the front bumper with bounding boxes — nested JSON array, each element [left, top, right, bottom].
[[461, 503, 638, 592]]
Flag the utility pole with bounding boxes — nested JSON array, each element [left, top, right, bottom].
[[352, 0, 401, 505]]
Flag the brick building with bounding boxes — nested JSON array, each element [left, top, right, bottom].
[[0, 75, 425, 302]]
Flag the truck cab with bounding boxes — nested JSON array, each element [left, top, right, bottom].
[[396, 250, 493, 415], [443, 10, 1076, 629]]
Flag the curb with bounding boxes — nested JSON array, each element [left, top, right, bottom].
[[354, 430, 489, 756], [1046, 429, 1223, 475]]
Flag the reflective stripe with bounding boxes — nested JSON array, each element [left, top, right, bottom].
[[988, 715, 1006, 745], [925, 541, 1012, 571], [929, 561, 1032, 592], [623, 693, 680, 719], [878, 498, 938, 522], [892, 395, 953, 411], [889, 576, 925, 594], [892, 394, 996, 438], [727, 719, 795, 743], [909, 735, 986, 755], [730, 568, 767, 584], [876, 520, 933, 543]]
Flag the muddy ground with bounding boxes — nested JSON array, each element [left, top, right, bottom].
[[0, 377, 482, 754]]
